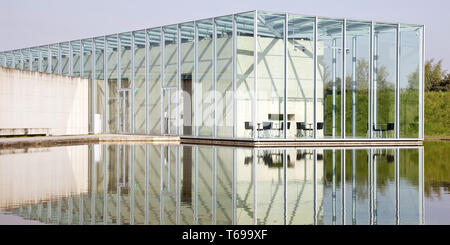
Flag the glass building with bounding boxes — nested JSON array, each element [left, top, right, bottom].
[[0, 11, 425, 141]]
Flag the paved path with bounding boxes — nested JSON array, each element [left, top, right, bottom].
[[0, 134, 180, 149]]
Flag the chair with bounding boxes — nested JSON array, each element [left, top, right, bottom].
[[280, 122, 291, 130], [244, 121, 253, 137], [373, 124, 382, 138], [278, 122, 291, 137], [260, 122, 273, 137], [296, 122, 307, 137], [317, 122, 324, 130], [386, 123, 394, 138]]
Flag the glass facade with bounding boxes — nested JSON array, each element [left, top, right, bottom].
[[0, 11, 424, 141]]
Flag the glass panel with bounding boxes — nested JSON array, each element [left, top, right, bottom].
[[39, 46, 49, 73], [148, 145, 162, 224], [256, 12, 285, 139], [163, 88, 177, 134], [399, 148, 420, 224], [345, 21, 371, 138], [148, 28, 162, 135], [322, 149, 343, 224], [180, 22, 195, 136], [373, 23, 397, 138], [82, 39, 93, 132], [236, 12, 255, 139], [287, 15, 315, 139], [118, 90, 131, 133], [60, 42, 70, 75], [50, 44, 59, 74], [6, 51, 13, 68], [160, 146, 177, 224], [317, 18, 343, 139], [287, 148, 316, 224], [131, 145, 146, 224], [180, 145, 194, 225], [31, 47, 39, 71], [22, 49, 30, 70], [95, 37, 105, 133], [216, 147, 233, 224], [13, 50, 22, 70], [0, 53, 5, 67], [197, 19, 214, 137], [215, 16, 233, 138], [256, 149, 285, 224], [196, 147, 213, 224], [400, 25, 421, 138], [106, 35, 118, 132], [163, 25, 178, 88], [373, 148, 396, 224], [119, 32, 132, 88], [345, 149, 370, 224], [82, 39, 93, 78], [236, 147, 254, 224], [134, 30, 146, 134], [71, 41, 81, 77]]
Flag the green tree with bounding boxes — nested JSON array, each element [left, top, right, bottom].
[[425, 59, 447, 91]]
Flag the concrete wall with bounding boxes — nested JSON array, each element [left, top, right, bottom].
[[0, 67, 89, 135]]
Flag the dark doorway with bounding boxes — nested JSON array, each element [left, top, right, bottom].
[[182, 74, 193, 136]]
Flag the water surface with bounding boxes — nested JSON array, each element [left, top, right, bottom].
[[0, 141, 448, 225]]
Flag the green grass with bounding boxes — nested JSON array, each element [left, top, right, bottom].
[[323, 90, 449, 137], [425, 91, 450, 136]]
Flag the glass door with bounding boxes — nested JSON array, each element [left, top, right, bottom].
[[117, 89, 131, 133], [163, 87, 178, 135]]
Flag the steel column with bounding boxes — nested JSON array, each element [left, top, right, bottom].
[[145, 30, 150, 134], [232, 15, 237, 138], [177, 24, 181, 136], [104, 36, 108, 133], [396, 24, 401, 138], [332, 39, 337, 137], [253, 11, 258, 140], [213, 19, 217, 138], [253, 148, 257, 224], [352, 37, 357, 137], [313, 17, 318, 139], [419, 26, 425, 139], [283, 14, 288, 139], [160, 27, 165, 135], [342, 19, 347, 138], [131, 32, 136, 133], [194, 23, 199, 137]]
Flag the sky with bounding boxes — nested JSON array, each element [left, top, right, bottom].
[[0, 0, 449, 71]]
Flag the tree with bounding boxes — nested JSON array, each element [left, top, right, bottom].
[[425, 59, 447, 91], [442, 74, 450, 92]]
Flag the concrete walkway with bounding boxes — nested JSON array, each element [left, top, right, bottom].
[[0, 134, 180, 149]]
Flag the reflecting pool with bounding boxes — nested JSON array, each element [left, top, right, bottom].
[[0, 142, 447, 225]]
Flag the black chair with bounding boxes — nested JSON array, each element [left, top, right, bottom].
[[373, 124, 382, 138], [260, 122, 273, 137], [277, 122, 291, 137], [317, 122, 324, 130], [245, 121, 253, 137], [280, 122, 291, 130], [386, 123, 395, 138], [262, 122, 273, 130], [296, 122, 307, 137]]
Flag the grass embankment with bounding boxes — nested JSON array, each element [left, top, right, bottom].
[[425, 91, 450, 137]]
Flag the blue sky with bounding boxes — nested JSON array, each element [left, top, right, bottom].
[[0, 0, 448, 70]]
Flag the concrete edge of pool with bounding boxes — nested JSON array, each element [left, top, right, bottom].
[[0, 134, 423, 149]]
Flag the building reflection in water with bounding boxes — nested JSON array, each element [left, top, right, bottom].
[[0, 144, 424, 225]]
